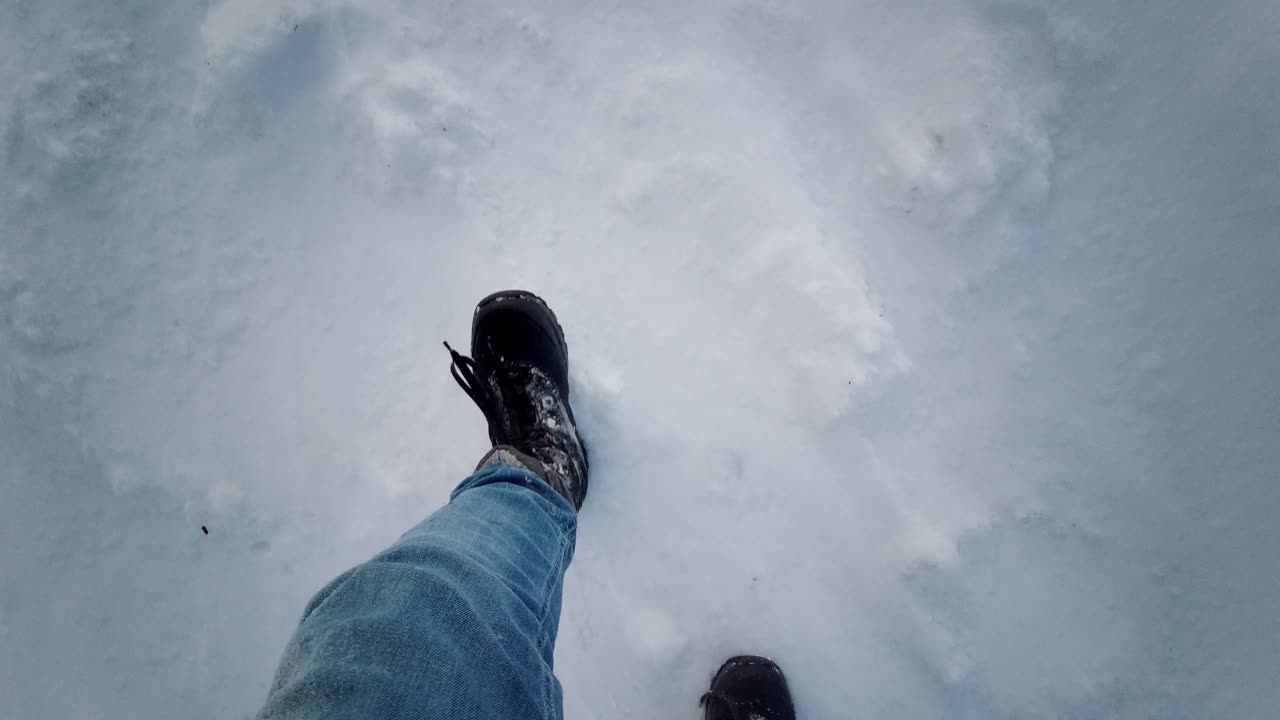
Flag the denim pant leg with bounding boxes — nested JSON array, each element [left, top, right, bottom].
[[258, 464, 578, 720]]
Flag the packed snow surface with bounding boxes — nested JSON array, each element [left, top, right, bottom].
[[2, 0, 1277, 718]]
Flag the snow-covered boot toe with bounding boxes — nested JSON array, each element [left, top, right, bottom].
[[700, 656, 796, 720]]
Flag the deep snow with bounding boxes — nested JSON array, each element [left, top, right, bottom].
[[2, 0, 1278, 718]]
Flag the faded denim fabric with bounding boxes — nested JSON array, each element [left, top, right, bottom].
[[258, 463, 577, 720]]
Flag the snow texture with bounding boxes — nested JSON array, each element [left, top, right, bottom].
[[2, 0, 1277, 718]]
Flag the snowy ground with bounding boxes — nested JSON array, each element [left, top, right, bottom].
[[3, 0, 1278, 717]]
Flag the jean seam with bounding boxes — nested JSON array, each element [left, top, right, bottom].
[[535, 522, 568, 634], [539, 520, 573, 720], [458, 465, 575, 720]]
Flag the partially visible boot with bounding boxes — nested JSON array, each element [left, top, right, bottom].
[[701, 656, 796, 720], [445, 290, 589, 509]]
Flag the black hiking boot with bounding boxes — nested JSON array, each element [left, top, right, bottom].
[[445, 290, 589, 509], [701, 656, 796, 720]]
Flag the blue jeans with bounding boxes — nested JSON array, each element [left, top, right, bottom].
[[258, 463, 578, 720]]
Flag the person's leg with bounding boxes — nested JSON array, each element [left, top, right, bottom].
[[258, 458, 576, 720], [259, 290, 589, 719]]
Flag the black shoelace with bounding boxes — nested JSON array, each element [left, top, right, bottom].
[[445, 341, 558, 446], [444, 341, 502, 440]]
